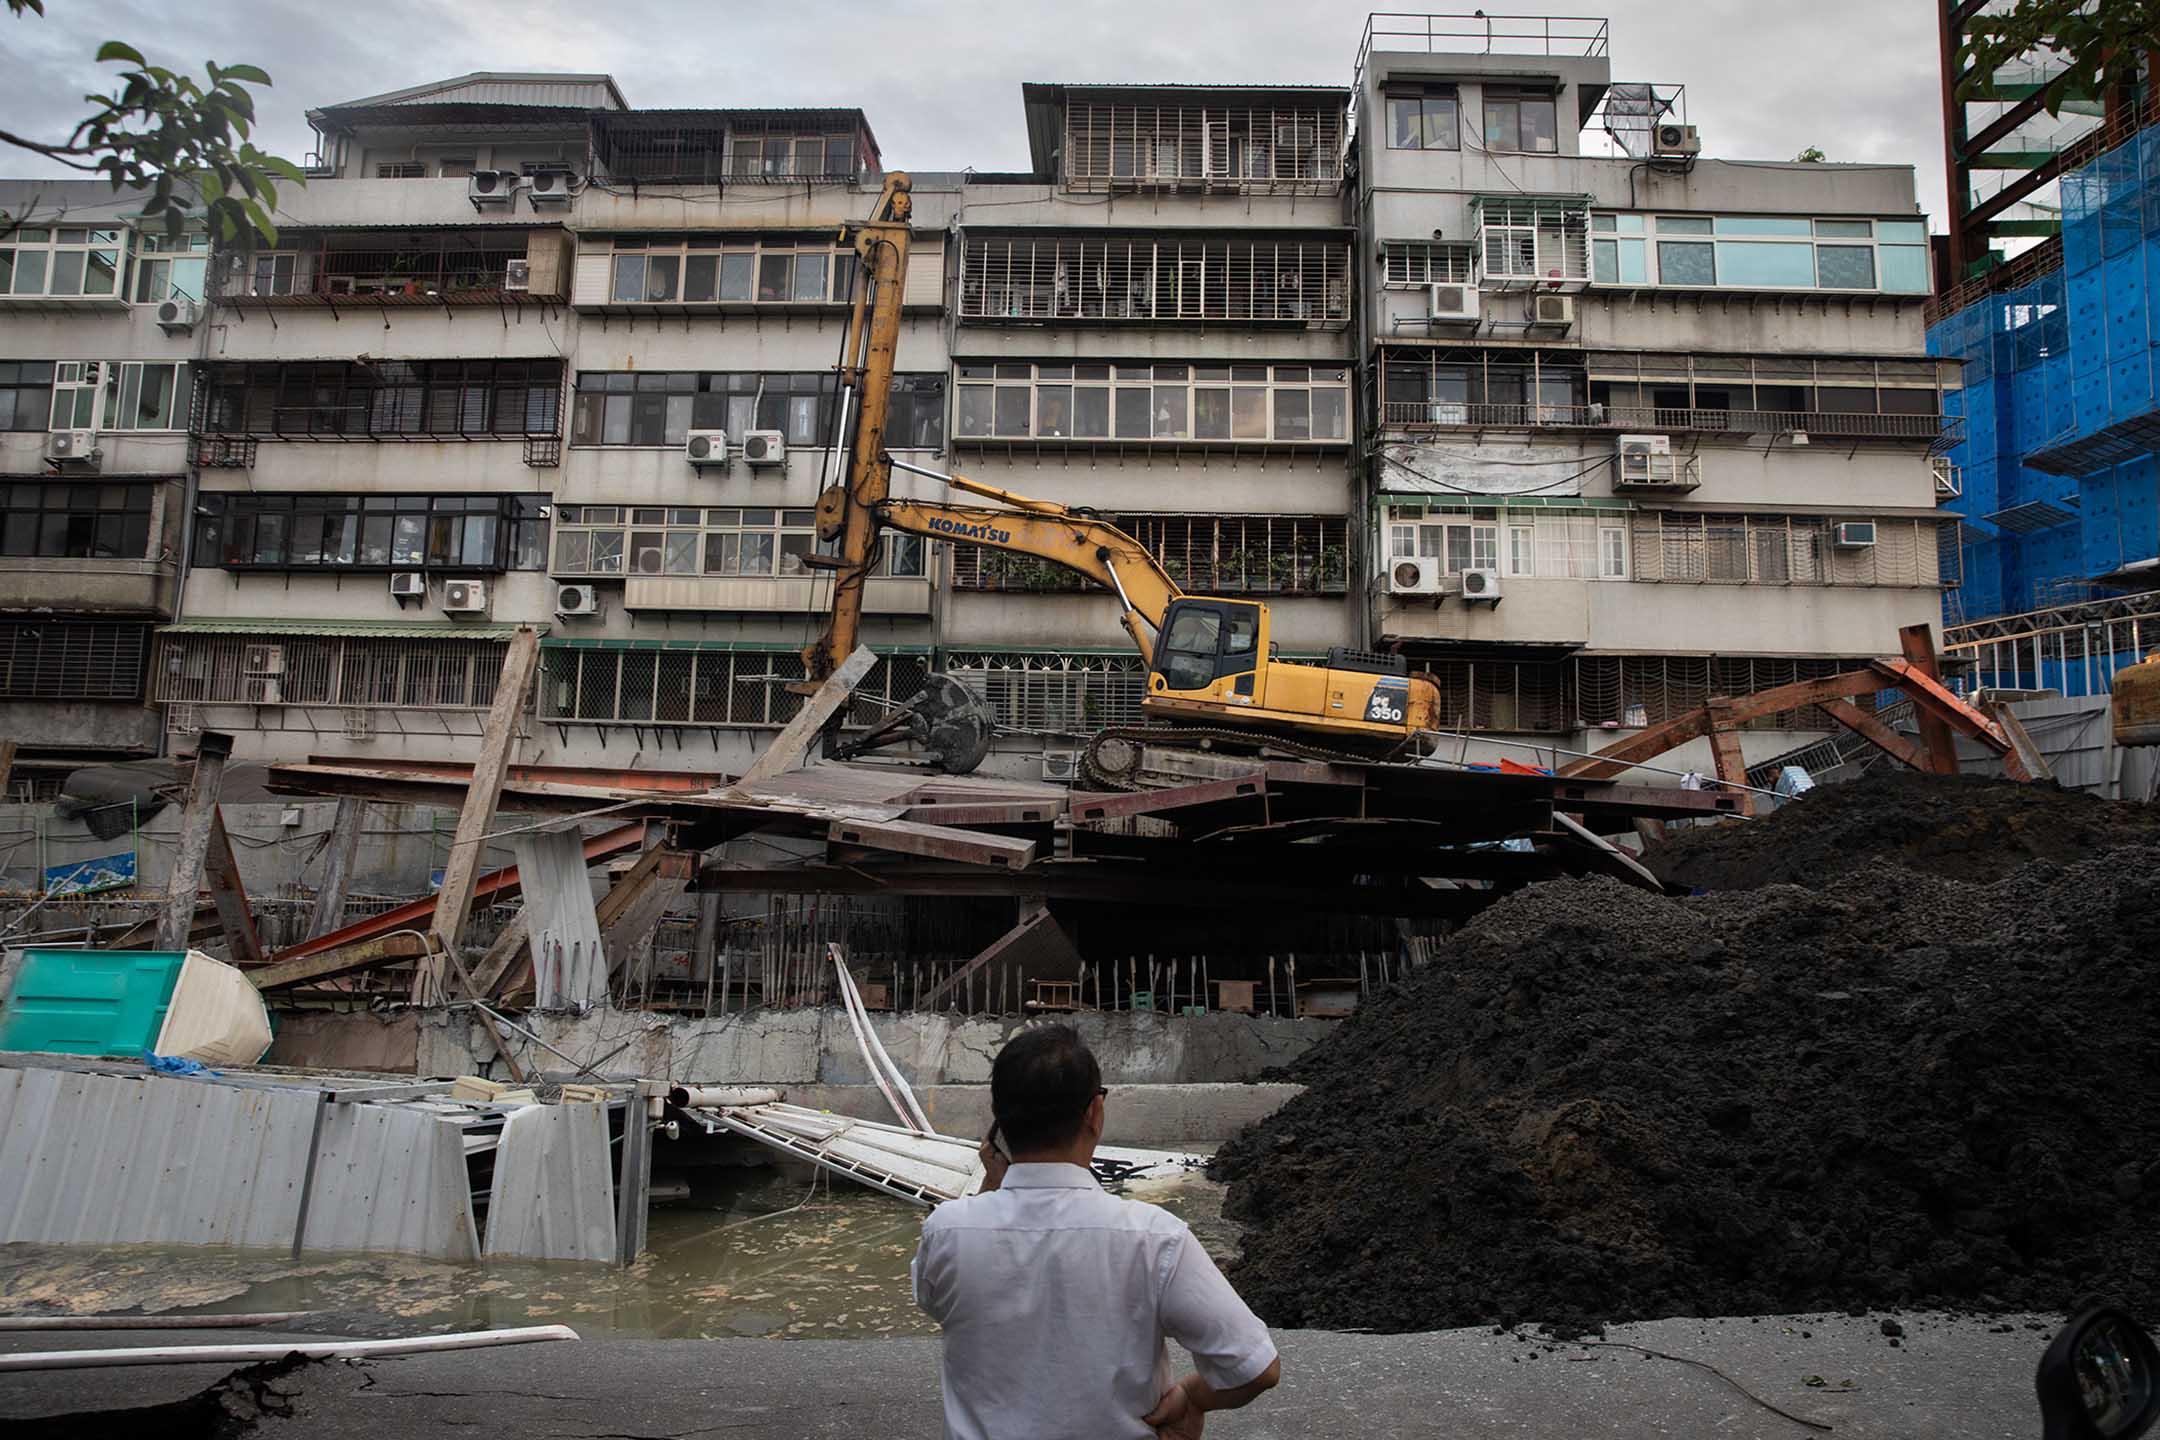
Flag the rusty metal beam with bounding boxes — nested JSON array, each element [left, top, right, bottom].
[[1990, 700, 2055, 782], [825, 816, 1036, 869], [1557, 709, 1712, 780], [1068, 774, 1267, 822], [249, 931, 433, 992], [1896, 624, 1962, 775], [899, 799, 1064, 826], [305, 756, 727, 793], [203, 807, 265, 967], [262, 821, 648, 967], [601, 849, 698, 987], [916, 902, 1077, 1011], [1704, 697, 1753, 817], [1820, 699, 1932, 772], [1558, 668, 1890, 782]]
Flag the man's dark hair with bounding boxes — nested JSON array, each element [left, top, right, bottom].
[[990, 1023, 1102, 1154]]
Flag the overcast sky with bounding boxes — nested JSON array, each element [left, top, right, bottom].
[[1, 1, 1949, 221]]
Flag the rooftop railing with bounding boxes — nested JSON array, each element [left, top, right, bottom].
[[1356, 12, 1610, 96]]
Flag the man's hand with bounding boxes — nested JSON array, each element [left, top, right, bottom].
[[976, 1133, 1009, 1193], [1143, 1379, 1204, 1439]]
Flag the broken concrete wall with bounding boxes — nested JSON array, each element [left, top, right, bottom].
[[413, 1007, 1330, 1088]]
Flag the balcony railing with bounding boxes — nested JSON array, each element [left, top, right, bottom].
[[1377, 401, 1959, 442]]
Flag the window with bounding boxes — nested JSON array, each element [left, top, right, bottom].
[[1379, 350, 1585, 425], [960, 234, 1351, 324], [48, 362, 98, 430], [1386, 90, 1460, 151], [1657, 240, 1716, 286], [104, 362, 192, 431], [1389, 517, 1497, 574], [600, 237, 855, 305], [552, 505, 924, 580], [1596, 213, 1932, 293], [1388, 506, 1628, 581], [1061, 101, 1344, 189], [192, 493, 546, 571], [954, 362, 1346, 443], [954, 513, 1347, 594], [0, 621, 146, 701], [1627, 513, 1938, 587], [0, 481, 155, 559], [1475, 200, 1590, 284], [725, 132, 861, 180], [0, 362, 53, 432], [196, 361, 561, 437], [1380, 241, 1475, 286], [376, 162, 427, 179], [133, 231, 209, 304], [0, 227, 124, 298], [1483, 89, 1558, 154], [1507, 526, 1535, 576], [569, 371, 940, 449]]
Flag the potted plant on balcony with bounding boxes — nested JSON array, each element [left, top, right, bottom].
[[1317, 544, 1346, 591]]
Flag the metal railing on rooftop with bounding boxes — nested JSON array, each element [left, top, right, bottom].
[[1356, 12, 1610, 97]]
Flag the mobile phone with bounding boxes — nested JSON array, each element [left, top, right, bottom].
[[986, 1121, 1008, 1160]]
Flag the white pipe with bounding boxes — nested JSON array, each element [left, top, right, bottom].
[[831, 945, 931, 1133], [846, 959, 932, 1133], [829, 947, 912, 1129], [0, 1324, 580, 1372], [667, 1086, 781, 1109]]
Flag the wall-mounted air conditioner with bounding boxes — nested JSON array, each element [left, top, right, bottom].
[[741, 430, 787, 466], [1041, 753, 1080, 783], [156, 296, 199, 333], [1429, 283, 1480, 325], [388, 571, 427, 599], [504, 259, 531, 292], [442, 578, 489, 613], [468, 169, 519, 208], [1459, 568, 1503, 605], [1529, 293, 1574, 329], [1833, 521, 1878, 548], [524, 168, 575, 207], [1387, 556, 1442, 596], [243, 643, 286, 676], [1616, 433, 1678, 487], [1930, 457, 1962, 498], [632, 544, 666, 576], [685, 429, 730, 467], [45, 429, 98, 466], [1654, 124, 1702, 157], [555, 583, 602, 617]]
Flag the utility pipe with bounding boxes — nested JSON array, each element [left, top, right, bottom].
[[0, 1324, 580, 1372]]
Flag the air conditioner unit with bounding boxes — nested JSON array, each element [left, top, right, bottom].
[[388, 571, 427, 599], [503, 259, 531, 292], [244, 677, 284, 705], [342, 709, 377, 741], [442, 578, 490, 613], [555, 583, 602, 617], [1429, 283, 1480, 324], [45, 429, 98, 465], [524, 168, 574, 206], [243, 643, 286, 676], [1387, 555, 1442, 596], [632, 545, 666, 576], [1459, 567, 1503, 604], [467, 169, 518, 208], [1833, 521, 1878, 548], [741, 430, 787, 466], [1529, 293, 1575, 329], [1930, 457, 1962, 498], [1616, 433, 1679, 487], [1654, 124, 1702, 157], [685, 429, 731, 466], [1041, 753, 1080, 783], [155, 296, 199, 333]]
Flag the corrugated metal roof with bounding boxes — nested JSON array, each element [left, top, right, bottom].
[[310, 1098, 480, 1262], [321, 72, 627, 113], [483, 1102, 615, 1262], [161, 618, 541, 640], [512, 830, 608, 1012]]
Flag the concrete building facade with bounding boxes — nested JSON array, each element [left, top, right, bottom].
[[0, 15, 1961, 798]]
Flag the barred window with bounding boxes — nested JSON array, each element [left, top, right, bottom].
[[1627, 513, 1941, 587], [0, 621, 147, 700], [193, 493, 548, 572], [0, 481, 155, 559], [1062, 100, 1344, 189], [537, 647, 927, 728], [1385, 506, 1626, 579], [155, 634, 510, 709], [1411, 653, 1884, 734], [954, 362, 1347, 443], [569, 371, 943, 449], [1380, 242, 1475, 286], [951, 514, 1347, 594], [195, 360, 562, 438], [943, 651, 1146, 734], [959, 234, 1351, 325]]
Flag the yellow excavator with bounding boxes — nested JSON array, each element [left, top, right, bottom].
[[799, 172, 1439, 782], [2114, 649, 2160, 749]]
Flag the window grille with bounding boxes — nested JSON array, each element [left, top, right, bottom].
[[942, 651, 1147, 735], [206, 235, 533, 303], [950, 514, 1349, 595], [535, 648, 928, 729], [154, 634, 512, 709], [194, 361, 562, 439], [1472, 199, 1591, 287], [1061, 101, 1345, 192], [1411, 653, 1879, 734], [959, 234, 1351, 326], [0, 621, 146, 701], [1627, 513, 1942, 587], [1380, 242, 1475, 286]]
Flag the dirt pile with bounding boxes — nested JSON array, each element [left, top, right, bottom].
[[1646, 770, 2160, 891], [1212, 792, 2160, 1335]]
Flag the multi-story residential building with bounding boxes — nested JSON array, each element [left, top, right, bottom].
[[0, 16, 1964, 795], [1352, 15, 1954, 760]]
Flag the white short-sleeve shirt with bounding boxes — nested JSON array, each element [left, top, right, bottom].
[[911, 1161, 1277, 1440]]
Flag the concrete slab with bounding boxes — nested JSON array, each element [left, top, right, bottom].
[[0, 1311, 2061, 1438]]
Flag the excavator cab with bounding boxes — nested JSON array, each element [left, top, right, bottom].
[[1151, 598, 1264, 698]]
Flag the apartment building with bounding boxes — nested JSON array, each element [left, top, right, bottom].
[[0, 15, 1961, 789], [1354, 16, 1954, 758]]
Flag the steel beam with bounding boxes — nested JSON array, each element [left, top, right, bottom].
[[249, 931, 433, 992], [1820, 699, 1931, 772], [825, 816, 1036, 869], [305, 798, 368, 940], [203, 808, 265, 967], [156, 733, 233, 951], [1895, 624, 1962, 775], [1068, 775, 1267, 822]]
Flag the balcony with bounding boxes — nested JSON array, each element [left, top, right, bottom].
[[0, 557, 176, 617], [623, 575, 931, 616], [1376, 401, 1960, 444], [958, 234, 1352, 328], [207, 229, 572, 311], [1055, 92, 1347, 196]]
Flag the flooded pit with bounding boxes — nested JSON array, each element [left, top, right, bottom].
[[0, 1163, 1239, 1340]]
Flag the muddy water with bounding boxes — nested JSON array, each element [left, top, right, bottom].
[[0, 1166, 1241, 1341]]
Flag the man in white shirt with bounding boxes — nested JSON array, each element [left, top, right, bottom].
[[912, 1024, 1281, 1439]]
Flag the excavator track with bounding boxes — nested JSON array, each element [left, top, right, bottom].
[[1080, 725, 1419, 791]]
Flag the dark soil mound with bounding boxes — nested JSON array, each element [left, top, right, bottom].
[[1646, 770, 2160, 892], [1212, 842, 2160, 1335]]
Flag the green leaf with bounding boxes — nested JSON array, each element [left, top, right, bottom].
[[94, 40, 146, 66], [219, 63, 272, 86], [260, 155, 308, 187]]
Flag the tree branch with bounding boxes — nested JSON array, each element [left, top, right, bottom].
[[0, 127, 103, 172]]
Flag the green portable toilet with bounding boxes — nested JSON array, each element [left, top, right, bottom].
[[0, 948, 188, 1057]]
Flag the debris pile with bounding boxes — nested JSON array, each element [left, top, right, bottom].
[[1212, 774, 2160, 1335]]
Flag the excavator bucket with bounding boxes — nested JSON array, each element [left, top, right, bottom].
[[832, 673, 996, 774]]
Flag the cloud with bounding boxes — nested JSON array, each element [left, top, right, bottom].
[[0, 0, 1947, 222]]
